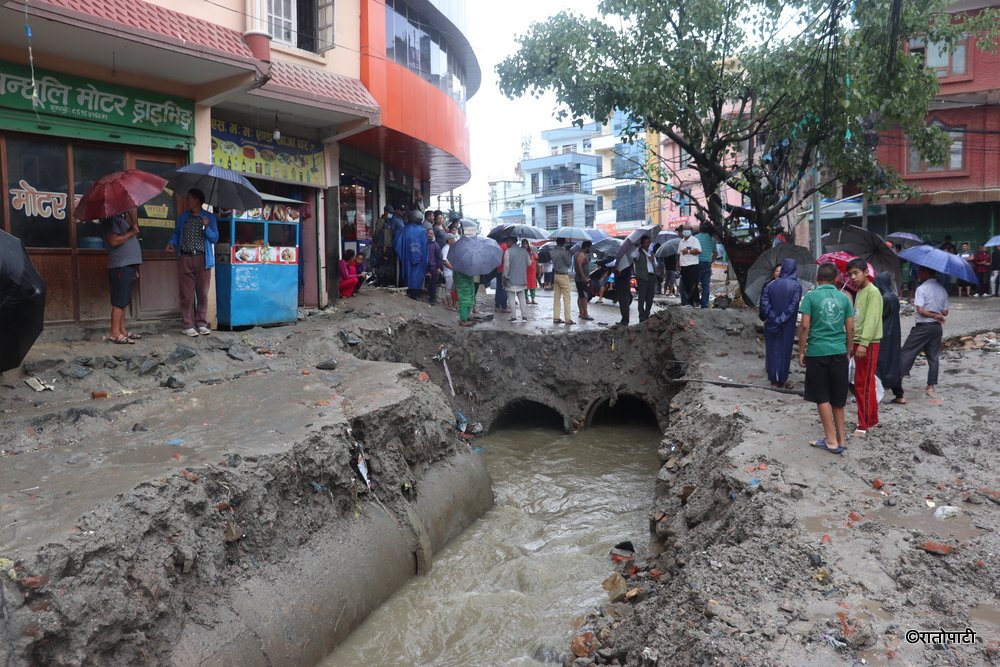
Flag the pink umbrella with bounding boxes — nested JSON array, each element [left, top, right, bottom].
[[816, 251, 875, 294], [74, 169, 167, 221]]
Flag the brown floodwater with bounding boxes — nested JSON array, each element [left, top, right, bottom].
[[320, 423, 660, 667]]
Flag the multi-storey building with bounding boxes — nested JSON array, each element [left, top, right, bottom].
[[518, 123, 601, 230], [0, 0, 478, 322], [876, 0, 1000, 244], [591, 112, 663, 235]]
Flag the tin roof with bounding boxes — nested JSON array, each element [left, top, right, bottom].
[[255, 60, 379, 120]]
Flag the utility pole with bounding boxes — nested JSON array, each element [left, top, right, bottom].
[[861, 192, 868, 230], [812, 160, 822, 259]]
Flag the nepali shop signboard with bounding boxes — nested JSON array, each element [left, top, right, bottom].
[[210, 119, 326, 187], [0, 61, 194, 138]]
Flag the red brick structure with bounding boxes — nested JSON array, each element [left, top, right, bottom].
[[877, 3, 1000, 246]]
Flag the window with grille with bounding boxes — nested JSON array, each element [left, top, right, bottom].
[[545, 206, 559, 230], [561, 203, 574, 226], [267, 0, 333, 53], [907, 122, 964, 174]]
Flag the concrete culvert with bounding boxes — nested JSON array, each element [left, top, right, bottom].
[[588, 394, 659, 429], [491, 399, 566, 431]]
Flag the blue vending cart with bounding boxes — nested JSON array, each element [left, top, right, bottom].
[[215, 217, 300, 327]]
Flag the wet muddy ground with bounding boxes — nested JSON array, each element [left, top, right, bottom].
[[1, 288, 998, 665]]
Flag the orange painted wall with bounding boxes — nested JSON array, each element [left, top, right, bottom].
[[359, 0, 471, 168]]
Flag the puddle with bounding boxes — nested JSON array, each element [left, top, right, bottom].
[[108, 444, 198, 465], [970, 405, 990, 422], [968, 603, 1000, 631], [857, 599, 892, 621], [802, 509, 987, 540], [866, 507, 988, 540]]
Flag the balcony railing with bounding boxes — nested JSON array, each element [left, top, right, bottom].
[[537, 183, 581, 197]]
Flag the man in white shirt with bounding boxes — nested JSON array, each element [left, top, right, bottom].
[[677, 226, 702, 306], [898, 267, 949, 398]]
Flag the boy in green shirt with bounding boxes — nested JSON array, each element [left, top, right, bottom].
[[847, 258, 883, 437], [798, 263, 855, 454]]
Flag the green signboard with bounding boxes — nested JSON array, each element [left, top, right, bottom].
[[0, 61, 194, 138]]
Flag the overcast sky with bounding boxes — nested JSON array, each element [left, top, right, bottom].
[[451, 0, 599, 220]]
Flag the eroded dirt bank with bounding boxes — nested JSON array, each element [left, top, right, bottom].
[[3, 290, 998, 666]]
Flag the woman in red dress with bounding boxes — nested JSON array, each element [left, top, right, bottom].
[[522, 239, 539, 305], [339, 249, 359, 298]]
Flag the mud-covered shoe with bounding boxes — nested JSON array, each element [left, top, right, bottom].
[[181, 328, 198, 337]]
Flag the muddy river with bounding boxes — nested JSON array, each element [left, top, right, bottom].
[[321, 423, 661, 667]]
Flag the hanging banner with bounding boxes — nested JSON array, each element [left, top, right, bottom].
[[0, 61, 194, 137], [210, 119, 326, 187]]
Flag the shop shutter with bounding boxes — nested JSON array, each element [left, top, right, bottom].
[[317, 0, 335, 53]]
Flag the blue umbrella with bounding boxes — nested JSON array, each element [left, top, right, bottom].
[[166, 162, 262, 210], [898, 244, 977, 283], [886, 231, 924, 248], [985, 234, 1000, 248], [447, 235, 503, 276], [585, 228, 609, 241]]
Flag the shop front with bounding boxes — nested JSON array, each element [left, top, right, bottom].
[[210, 117, 327, 307], [339, 146, 381, 257], [0, 60, 194, 323]]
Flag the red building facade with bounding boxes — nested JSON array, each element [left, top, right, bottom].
[[877, 3, 1000, 246]]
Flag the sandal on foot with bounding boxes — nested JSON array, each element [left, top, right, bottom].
[[852, 429, 867, 437], [110, 335, 134, 345], [809, 438, 844, 455], [553, 319, 564, 324], [125, 331, 142, 340], [891, 397, 907, 404], [565, 320, 576, 325], [580, 315, 595, 321]]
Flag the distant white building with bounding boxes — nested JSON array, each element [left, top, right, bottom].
[[488, 176, 527, 230], [518, 122, 602, 230]]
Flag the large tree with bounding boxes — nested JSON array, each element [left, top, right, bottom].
[[497, 0, 997, 284]]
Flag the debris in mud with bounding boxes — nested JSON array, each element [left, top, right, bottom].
[[571, 631, 599, 658], [165, 344, 199, 365], [91, 390, 108, 400], [945, 331, 1000, 351], [340, 331, 364, 346], [610, 540, 636, 564], [224, 519, 244, 543], [917, 541, 954, 556], [316, 358, 339, 370], [919, 439, 945, 456], [60, 364, 93, 380], [23, 358, 64, 376], [24, 377, 54, 391], [161, 376, 185, 389], [227, 345, 255, 362], [602, 572, 627, 602], [933, 505, 960, 520]]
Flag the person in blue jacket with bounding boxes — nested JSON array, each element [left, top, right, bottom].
[[394, 210, 428, 299], [166, 188, 219, 336], [760, 258, 803, 388]]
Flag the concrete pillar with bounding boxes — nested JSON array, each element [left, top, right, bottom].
[[191, 104, 219, 328]]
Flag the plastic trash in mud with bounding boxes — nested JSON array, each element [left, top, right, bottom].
[[349, 441, 373, 491], [24, 377, 54, 391], [166, 438, 185, 446], [934, 505, 961, 520], [468, 422, 484, 436], [456, 410, 468, 433], [310, 481, 326, 493], [610, 540, 635, 564], [433, 345, 456, 397]]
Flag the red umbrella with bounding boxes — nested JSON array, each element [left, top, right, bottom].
[[74, 169, 167, 221], [816, 251, 875, 294]]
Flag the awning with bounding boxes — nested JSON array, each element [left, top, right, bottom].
[[260, 193, 305, 205], [1, 0, 265, 87]]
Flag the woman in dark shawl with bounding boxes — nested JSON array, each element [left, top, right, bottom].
[[760, 258, 803, 388], [874, 272, 904, 403]]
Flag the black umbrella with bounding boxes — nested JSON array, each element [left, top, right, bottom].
[[744, 244, 816, 307], [488, 223, 548, 240], [0, 230, 47, 373], [823, 224, 902, 292], [166, 162, 262, 210]]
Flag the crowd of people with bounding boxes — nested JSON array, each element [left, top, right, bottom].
[[761, 257, 951, 456], [906, 235, 1000, 298]]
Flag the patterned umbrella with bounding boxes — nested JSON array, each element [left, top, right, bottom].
[[74, 169, 167, 221], [898, 244, 978, 283], [816, 251, 875, 294], [166, 162, 262, 210], [447, 235, 504, 276]]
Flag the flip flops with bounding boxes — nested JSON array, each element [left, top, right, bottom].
[[125, 331, 142, 340], [810, 438, 845, 455], [109, 335, 134, 345]]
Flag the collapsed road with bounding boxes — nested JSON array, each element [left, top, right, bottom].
[[1, 289, 998, 666]]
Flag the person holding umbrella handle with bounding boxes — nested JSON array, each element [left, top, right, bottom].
[[102, 209, 142, 345], [166, 188, 219, 337]]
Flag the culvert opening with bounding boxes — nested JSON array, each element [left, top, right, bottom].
[[491, 400, 565, 431], [588, 394, 659, 429]]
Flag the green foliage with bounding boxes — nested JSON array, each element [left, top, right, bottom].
[[498, 0, 999, 244]]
